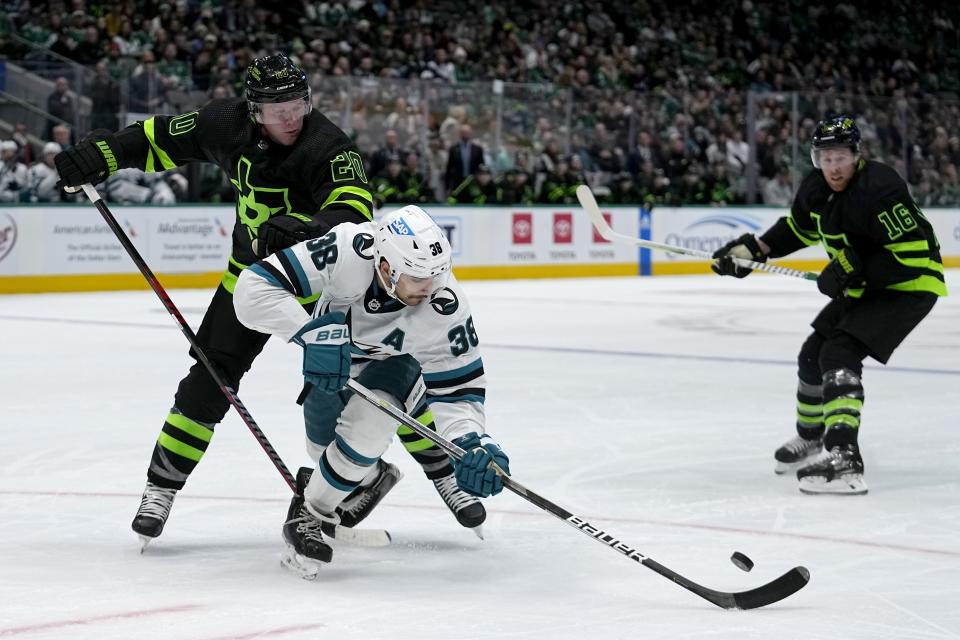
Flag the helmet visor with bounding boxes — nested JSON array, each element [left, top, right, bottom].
[[396, 269, 450, 293], [811, 146, 858, 170], [250, 96, 311, 124]]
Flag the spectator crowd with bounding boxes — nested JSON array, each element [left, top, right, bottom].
[[2, 0, 959, 206]]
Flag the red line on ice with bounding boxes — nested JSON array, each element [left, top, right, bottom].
[[3, 489, 958, 559], [0, 604, 202, 636], [199, 623, 327, 639]]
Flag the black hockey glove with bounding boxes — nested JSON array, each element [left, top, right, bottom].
[[253, 213, 325, 258], [711, 233, 766, 278], [54, 129, 121, 188], [817, 247, 862, 299]]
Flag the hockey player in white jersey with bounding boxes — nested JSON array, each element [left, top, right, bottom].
[[234, 205, 510, 575]]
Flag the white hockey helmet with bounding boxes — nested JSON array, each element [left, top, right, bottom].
[[374, 205, 452, 300]]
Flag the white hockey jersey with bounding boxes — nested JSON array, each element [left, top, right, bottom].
[[234, 221, 487, 441]]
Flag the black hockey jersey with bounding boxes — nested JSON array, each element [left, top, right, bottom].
[[112, 98, 374, 293], [760, 160, 946, 297]]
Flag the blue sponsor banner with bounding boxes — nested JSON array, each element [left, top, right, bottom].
[[638, 206, 652, 276]]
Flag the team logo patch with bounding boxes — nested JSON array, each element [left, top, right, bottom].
[[388, 218, 414, 236], [0, 214, 17, 263], [367, 298, 382, 312], [353, 233, 375, 259], [430, 287, 459, 315]]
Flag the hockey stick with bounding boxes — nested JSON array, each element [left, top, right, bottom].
[[74, 183, 388, 547], [345, 378, 810, 610], [576, 185, 819, 281]]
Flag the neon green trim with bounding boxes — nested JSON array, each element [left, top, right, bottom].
[[322, 186, 374, 206], [786, 216, 820, 246], [221, 266, 319, 303], [297, 291, 322, 304], [166, 412, 213, 442], [824, 397, 863, 413], [157, 432, 205, 461], [889, 254, 932, 269], [96, 141, 118, 174], [322, 186, 374, 220], [396, 412, 437, 452], [796, 401, 823, 414], [838, 250, 855, 274], [142, 117, 177, 172], [885, 240, 929, 253], [796, 414, 823, 426], [221, 269, 238, 293], [286, 212, 312, 223], [825, 414, 860, 429], [887, 275, 948, 296], [229, 255, 247, 270], [335, 199, 372, 220]]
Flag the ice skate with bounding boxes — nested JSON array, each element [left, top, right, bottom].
[[432, 474, 486, 538], [335, 459, 403, 528], [281, 468, 337, 579], [774, 434, 823, 474], [797, 444, 868, 495], [131, 482, 178, 551]]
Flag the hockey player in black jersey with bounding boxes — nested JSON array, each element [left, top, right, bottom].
[[712, 116, 946, 495], [54, 54, 482, 544]]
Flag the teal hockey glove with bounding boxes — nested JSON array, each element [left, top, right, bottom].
[[452, 432, 510, 497], [291, 312, 351, 392]]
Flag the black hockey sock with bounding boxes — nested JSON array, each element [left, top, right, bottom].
[[795, 378, 825, 441], [821, 368, 863, 450], [146, 409, 215, 490], [396, 408, 454, 480]]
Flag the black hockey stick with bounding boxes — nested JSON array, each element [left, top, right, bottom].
[[75, 184, 388, 546], [345, 378, 811, 609]]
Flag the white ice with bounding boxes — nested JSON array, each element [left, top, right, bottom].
[[2, 273, 959, 640]]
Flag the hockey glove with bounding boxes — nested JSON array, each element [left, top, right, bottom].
[[452, 432, 511, 498], [54, 129, 121, 188], [291, 312, 352, 392], [711, 233, 767, 278], [817, 248, 862, 299], [254, 213, 325, 258]]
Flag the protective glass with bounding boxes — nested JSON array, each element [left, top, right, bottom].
[[251, 96, 311, 124], [811, 146, 858, 170]]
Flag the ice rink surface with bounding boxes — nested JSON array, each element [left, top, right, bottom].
[[2, 272, 958, 639]]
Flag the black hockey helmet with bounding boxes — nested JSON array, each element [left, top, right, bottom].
[[810, 115, 860, 168], [244, 54, 311, 123]]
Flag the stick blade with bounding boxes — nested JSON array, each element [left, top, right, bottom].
[[575, 184, 615, 241], [730, 566, 810, 610]]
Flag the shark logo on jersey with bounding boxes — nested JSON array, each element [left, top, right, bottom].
[[353, 233, 375, 259], [388, 218, 414, 236], [430, 287, 459, 315]]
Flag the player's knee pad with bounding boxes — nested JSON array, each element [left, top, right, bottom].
[[797, 331, 825, 385], [819, 332, 868, 376], [337, 389, 402, 460]]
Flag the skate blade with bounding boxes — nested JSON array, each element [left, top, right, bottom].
[[280, 546, 324, 580], [321, 521, 392, 547], [775, 455, 821, 475], [798, 474, 868, 495], [471, 525, 484, 540], [137, 535, 153, 553]]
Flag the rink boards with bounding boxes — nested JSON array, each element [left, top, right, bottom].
[[1, 203, 958, 293]]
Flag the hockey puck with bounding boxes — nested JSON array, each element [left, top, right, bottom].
[[730, 551, 754, 572]]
